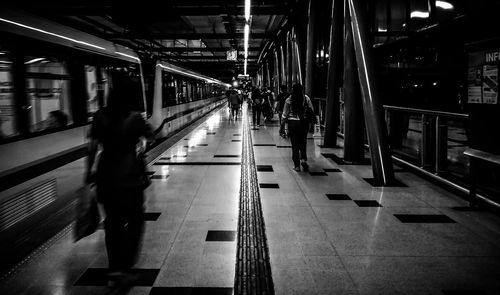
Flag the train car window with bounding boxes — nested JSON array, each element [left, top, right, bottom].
[[390, 1, 407, 32], [24, 56, 72, 132], [187, 81, 193, 102], [162, 72, 177, 107], [102, 63, 144, 112], [100, 68, 111, 107], [84, 65, 98, 121], [198, 82, 204, 100], [0, 49, 18, 139], [179, 79, 187, 104]]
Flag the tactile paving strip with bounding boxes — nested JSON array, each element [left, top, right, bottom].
[[234, 104, 274, 295]]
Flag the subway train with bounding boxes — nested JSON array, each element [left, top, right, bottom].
[[0, 9, 229, 273]]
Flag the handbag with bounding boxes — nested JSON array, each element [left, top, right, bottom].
[[74, 185, 100, 242], [302, 99, 316, 124]]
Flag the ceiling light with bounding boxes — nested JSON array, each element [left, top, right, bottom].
[[244, 23, 249, 75], [244, 0, 251, 75], [24, 57, 46, 65], [436, 1, 454, 9], [410, 11, 430, 18], [245, 0, 251, 22]]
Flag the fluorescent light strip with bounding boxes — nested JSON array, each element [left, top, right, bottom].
[[24, 57, 46, 64], [0, 17, 106, 51], [244, 24, 249, 59], [245, 0, 251, 21], [410, 11, 429, 18], [244, 0, 251, 75], [436, 1, 453, 9], [115, 51, 140, 62], [158, 64, 227, 86]]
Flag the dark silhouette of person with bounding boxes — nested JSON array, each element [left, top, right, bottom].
[[85, 74, 154, 288], [282, 83, 314, 171], [47, 110, 68, 129]]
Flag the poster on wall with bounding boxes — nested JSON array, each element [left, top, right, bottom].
[[467, 67, 483, 103], [482, 65, 498, 104]]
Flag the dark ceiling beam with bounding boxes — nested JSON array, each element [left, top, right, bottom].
[[172, 57, 259, 61], [171, 5, 287, 16], [178, 61, 258, 66], [24, 4, 288, 16], [146, 47, 261, 52], [107, 32, 270, 39], [166, 55, 258, 59]]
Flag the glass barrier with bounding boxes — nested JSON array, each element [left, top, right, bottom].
[[384, 105, 470, 187]]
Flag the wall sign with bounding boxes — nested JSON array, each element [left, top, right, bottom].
[[468, 49, 499, 104]]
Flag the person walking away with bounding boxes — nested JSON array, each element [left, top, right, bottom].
[[250, 88, 263, 127], [229, 89, 242, 120], [282, 83, 314, 171], [262, 87, 274, 122], [276, 85, 289, 137], [85, 75, 154, 288], [225, 88, 232, 115]]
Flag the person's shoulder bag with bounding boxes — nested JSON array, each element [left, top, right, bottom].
[[301, 97, 316, 124]]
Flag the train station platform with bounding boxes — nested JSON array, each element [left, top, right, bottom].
[[1, 103, 500, 295]]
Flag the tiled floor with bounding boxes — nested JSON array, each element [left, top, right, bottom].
[[1, 103, 500, 295]]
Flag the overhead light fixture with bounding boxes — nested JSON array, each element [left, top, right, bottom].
[[245, 0, 251, 22], [0, 17, 106, 51], [24, 57, 46, 65], [410, 11, 430, 18], [435, 1, 454, 10], [244, 0, 251, 75], [244, 24, 249, 75]]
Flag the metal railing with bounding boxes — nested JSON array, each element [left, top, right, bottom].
[[383, 105, 471, 188]]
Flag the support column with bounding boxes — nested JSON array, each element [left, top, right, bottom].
[[262, 62, 267, 88], [323, 0, 344, 147], [348, 0, 394, 185], [286, 32, 293, 90], [305, 0, 319, 98], [265, 59, 271, 88], [273, 48, 281, 94], [280, 43, 287, 90], [290, 28, 298, 85], [293, 30, 304, 85], [343, 7, 365, 163]]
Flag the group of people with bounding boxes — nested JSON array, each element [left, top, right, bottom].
[[226, 88, 243, 120], [82, 77, 315, 291], [248, 86, 276, 127], [248, 83, 314, 171]]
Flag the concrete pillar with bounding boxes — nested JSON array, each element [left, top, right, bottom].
[[305, 0, 319, 98], [343, 7, 365, 163], [293, 29, 304, 85], [286, 31, 293, 90], [265, 59, 271, 88], [280, 43, 287, 90], [273, 48, 281, 94], [348, 0, 394, 185], [323, 0, 344, 148], [290, 28, 298, 85]]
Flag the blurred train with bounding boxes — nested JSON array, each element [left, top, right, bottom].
[[0, 9, 229, 271]]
